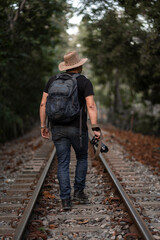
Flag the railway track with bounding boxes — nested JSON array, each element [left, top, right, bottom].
[[0, 140, 54, 240], [0, 127, 159, 239], [101, 129, 160, 239], [25, 144, 142, 240]]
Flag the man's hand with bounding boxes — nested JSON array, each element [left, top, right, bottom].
[[41, 127, 50, 139], [93, 130, 101, 140]]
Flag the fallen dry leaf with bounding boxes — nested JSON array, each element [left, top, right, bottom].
[[43, 191, 56, 199], [78, 219, 89, 224], [49, 224, 57, 229], [104, 126, 160, 175]]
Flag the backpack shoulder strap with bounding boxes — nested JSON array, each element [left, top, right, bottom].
[[72, 73, 80, 81], [56, 73, 62, 80], [56, 73, 80, 81]]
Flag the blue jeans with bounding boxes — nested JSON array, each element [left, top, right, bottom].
[[51, 126, 88, 200]]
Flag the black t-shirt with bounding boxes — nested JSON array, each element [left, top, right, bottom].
[[44, 73, 94, 131]]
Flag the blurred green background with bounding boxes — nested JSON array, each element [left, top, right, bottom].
[[0, 0, 160, 142]]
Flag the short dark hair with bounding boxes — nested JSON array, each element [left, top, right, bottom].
[[66, 66, 82, 72]]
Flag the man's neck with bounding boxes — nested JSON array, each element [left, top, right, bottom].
[[67, 70, 79, 73]]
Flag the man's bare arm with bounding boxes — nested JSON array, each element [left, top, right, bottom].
[[85, 95, 97, 125], [86, 95, 101, 138], [40, 92, 50, 139]]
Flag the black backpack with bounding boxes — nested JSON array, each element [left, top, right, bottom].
[[46, 73, 80, 123]]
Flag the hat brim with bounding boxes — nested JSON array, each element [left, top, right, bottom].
[[58, 58, 88, 71]]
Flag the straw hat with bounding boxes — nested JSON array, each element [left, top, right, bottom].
[[58, 51, 88, 71]]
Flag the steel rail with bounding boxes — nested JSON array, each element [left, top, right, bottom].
[[13, 148, 56, 240], [89, 133, 153, 240]]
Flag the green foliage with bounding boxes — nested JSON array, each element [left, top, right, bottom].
[[116, 0, 160, 104], [132, 112, 160, 136], [0, 0, 70, 142], [79, 0, 160, 134]]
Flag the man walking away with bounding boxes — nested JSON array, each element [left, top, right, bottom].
[[40, 51, 101, 210]]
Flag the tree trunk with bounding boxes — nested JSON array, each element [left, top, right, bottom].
[[113, 72, 123, 113], [10, 0, 27, 31]]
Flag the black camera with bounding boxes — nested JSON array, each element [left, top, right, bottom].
[[90, 136, 109, 153]]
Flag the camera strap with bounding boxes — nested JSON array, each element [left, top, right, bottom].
[[95, 130, 103, 159]]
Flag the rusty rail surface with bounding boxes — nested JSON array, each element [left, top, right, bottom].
[[89, 132, 153, 240], [13, 148, 56, 240]]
